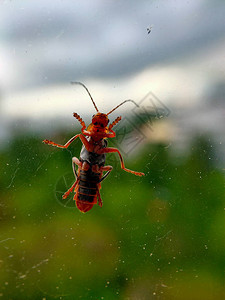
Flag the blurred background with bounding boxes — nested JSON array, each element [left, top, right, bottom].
[[0, 0, 225, 299]]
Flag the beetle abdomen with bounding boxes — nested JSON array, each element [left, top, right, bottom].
[[75, 169, 100, 213]]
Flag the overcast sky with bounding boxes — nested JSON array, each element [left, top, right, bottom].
[[1, 0, 225, 91], [1, 0, 225, 131]]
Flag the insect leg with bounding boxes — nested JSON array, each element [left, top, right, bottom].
[[62, 178, 79, 200], [99, 165, 113, 182], [98, 147, 145, 176], [43, 134, 91, 150], [43, 134, 80, 148], [72, 157, 82, 178], [91, 164, 100, 173], [108, 116, 122, 130], [105, 129, 116, 138], [73, 113, 86, 130], [82, 161, 90, 171], [96, 188, 103, 207]]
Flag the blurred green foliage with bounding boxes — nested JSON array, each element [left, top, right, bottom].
[[0, 132, 225, 299]]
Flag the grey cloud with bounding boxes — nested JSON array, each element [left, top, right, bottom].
[[1, 0, 225, 91]]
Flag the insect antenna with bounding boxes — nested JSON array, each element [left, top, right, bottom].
[[107, 99, 139, 115], [71, 81, 99, 112]]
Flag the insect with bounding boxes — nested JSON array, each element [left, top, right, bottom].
[[147, 25, 153, 34], [43, 82, 144, 213]]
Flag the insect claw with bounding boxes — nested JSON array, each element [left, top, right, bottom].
[[62, 193, 68, 200], [43, 139, 50, 144], [137, 172, 145, 176]]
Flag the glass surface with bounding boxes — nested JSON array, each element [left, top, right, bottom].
[[1, 1, 225, 299]]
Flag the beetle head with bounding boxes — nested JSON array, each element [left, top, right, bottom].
[[92, 113, 109, 128], [86, 113, 109, 140]]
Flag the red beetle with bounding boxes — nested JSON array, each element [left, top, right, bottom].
[[43, 82, 144, 212]]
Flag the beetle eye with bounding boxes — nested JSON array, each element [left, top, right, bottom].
[[107, 120, 109, 124]]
